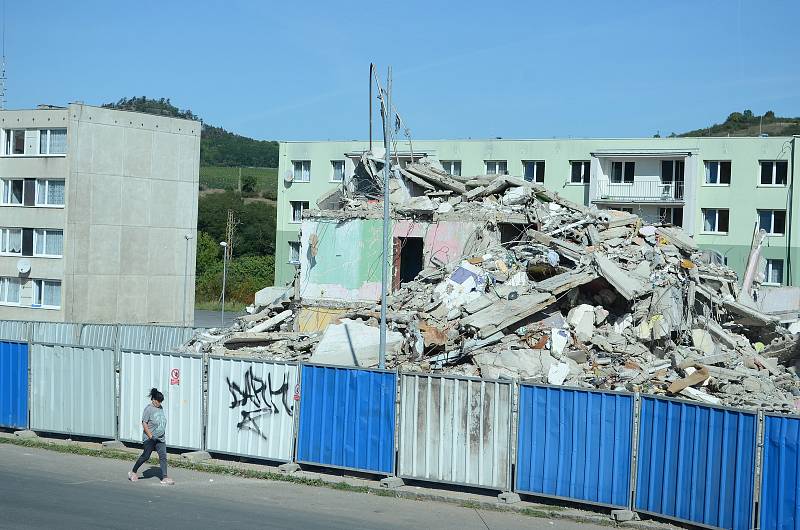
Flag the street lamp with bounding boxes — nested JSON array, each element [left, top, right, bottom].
[[219, 241, 228, 327]]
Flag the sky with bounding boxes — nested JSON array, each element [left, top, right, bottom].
[[3, 0, 799, 141]]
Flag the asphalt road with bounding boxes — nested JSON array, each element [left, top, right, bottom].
[[0, 444, 609, 530], [194, 309, 244, 328]]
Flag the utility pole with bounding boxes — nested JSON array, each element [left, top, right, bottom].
[[238, 167, 242, 193], [220, 209, 237, 327], [378, 66, 392, 370]]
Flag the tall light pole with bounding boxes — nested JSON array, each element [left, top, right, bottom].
[[183, 234, 192, 327], [219, 241, 228, 327], [378, 66, 392, 370]]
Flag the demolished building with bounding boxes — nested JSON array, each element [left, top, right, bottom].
[[186, 153, 800, 414]]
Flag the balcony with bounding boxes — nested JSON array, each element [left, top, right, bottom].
[[594, 180, 684, 204]]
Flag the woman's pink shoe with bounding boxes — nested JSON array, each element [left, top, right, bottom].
[[127, 472, 138, 482], [160, 477, 175, 485]]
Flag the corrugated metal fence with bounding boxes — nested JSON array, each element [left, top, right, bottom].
[[635, 396, 757, 530], [0, 341, 28, 429], [30, 344, 116, 439], [296, 364, 397, 475], [206, 357, 298, 462], [759, 413, 800, 530], [516, 384, 634, 508], [398, 373, 512, 490], [119, 350, 204, 450]]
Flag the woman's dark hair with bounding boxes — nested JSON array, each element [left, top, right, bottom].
[[149, 388, 164, 403]]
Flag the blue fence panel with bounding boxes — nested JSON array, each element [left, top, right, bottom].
[[635, 396, 756, 530], [296, 364, 396, 475], [759, 414, 800, 530], [515, 385, 633, 507], [0, 341, 28, 429]]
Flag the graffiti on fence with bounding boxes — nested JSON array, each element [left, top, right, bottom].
[[226, 366, 293, 440]]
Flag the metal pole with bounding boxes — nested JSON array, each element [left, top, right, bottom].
[[378, 66, 392, 370], [220, 242, 228, 327]]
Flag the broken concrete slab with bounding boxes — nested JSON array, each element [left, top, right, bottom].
[[101, 440, 125, 450], [310, 319, 404, 368], [181, 451, 211, 463], [379, 476, 405, 489], [594, 253, 651, 300], [14, 430, 37, 439], [249, 310, 293, 333]]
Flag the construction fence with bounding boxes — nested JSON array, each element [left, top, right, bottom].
[[0, 337, 797, 530]]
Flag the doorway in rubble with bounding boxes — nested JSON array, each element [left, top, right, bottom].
[[393, 237, 424, 290]]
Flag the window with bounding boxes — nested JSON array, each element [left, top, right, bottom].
[[290, 201, 308, 223], [659, 207, 684, 227], [331, 160, 345, 182], [523, 161, 545, 184], [760, 161, 788, 186], [0, 277, 21, 305], [2, 179, 24, 205], [702, 208, 730, 233], [704, 161, 731, 185], [441, 160, 462, 176], [619, 207, 633, 213], [34, 229, 64, 257], [32, 279, 61, 308], [485, 160, 507, 175], [4, 130, 25, 155], [292, 160, 311, 182], [0, 228, 22, 254], [758, 210, 786, 236], [35, 179, 65, 206], [570, 161, 591, 184], [38, 129, 67, 155], [611, 161, 635, 184], [288, 241, 300, 264], [764, 259, 784, 286]]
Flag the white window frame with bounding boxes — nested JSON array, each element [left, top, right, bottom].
[[3, 129, 27, 156], [610, 161, 635, 184], [33, 229, 64, 258], [1, 178, 25, 205], [288, 241, 301, 265], [32, 279, 62, 309], [38, 128, 67, 156], [292, 160, 311, 183], [764, 258, 783, 286], [523, 160, 545, 184], [757, 209, 786, 237], [0, 227, 22, 255], [703, 160, 731, 186], [759, 160, 788, 187], [35, 179, 66, 207], [569, 161, 591, 184], [0, 277, 21, 305], [290, 201, 308, 224], [330, 160, 345, 182], [659, 207, 683, 227], [702, 208, 730, 234], [441, 160, 462, 176], [485, 160, 507, 176]]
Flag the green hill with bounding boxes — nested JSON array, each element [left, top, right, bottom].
[[678, 110, 800, 137]]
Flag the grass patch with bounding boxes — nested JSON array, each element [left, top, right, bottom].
[[194, 300, 248, 312], [199, 166, 277, 199]]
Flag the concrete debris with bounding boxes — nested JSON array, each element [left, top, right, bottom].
[[180, 154, 800, 415]]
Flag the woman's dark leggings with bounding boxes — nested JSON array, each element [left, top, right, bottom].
[[132, 439, 168, 478]]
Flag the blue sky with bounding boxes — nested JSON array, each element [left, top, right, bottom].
[[4, 0, 799, 140]]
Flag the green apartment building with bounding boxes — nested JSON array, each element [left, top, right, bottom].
[[274, 137, 799, 291]]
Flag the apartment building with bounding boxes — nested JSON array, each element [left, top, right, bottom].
[[275, 136, 798, 289], [0, 103, 200, 324]]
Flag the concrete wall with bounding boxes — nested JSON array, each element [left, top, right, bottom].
[[63, 104, 200, 324], [276, 137, 798, 286]]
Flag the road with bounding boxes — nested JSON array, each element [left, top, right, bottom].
[[0, 444, 609, 530], [194, 309, 244, 328]]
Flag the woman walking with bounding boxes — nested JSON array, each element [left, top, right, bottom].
[[128, 388, 175, 485]]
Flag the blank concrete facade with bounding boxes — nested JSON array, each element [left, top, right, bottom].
[[0, 103, 200, 324]]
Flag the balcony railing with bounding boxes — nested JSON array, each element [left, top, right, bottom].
[[594, 180, 684, 203]]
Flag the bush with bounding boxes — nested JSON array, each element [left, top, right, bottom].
[[195, 255, 275, 305]]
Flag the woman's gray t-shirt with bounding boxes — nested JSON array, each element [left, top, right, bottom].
[[142, 404, 167, 442]]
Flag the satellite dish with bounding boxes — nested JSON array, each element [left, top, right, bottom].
[[284, 171, 294, 183], [16, 259, 31, 275]]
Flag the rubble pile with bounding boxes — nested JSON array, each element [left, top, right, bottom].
[[185, 155, 800, 413]]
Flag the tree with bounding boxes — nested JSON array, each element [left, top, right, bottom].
[[726, 112, 744, 123], [195, 231, 220, 276], [742, 109, 754, 120]]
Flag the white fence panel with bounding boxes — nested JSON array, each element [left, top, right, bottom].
[[30, 344, 116, 438], [32, 322, 81, 345], [120, 350, 203, 450], [398, 373, 512, 490], [206, 357, 298, 462], [0, 320, 29, 342]]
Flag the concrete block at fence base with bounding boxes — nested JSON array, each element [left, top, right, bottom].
[[14, 430, 37, 439], [611, 510, 638, 522], [497, 492, 521, 504], [379, 477, 405, 489], [101, 440, 124, 450], [181, 451, 211, 463], [278, 462, 300, 474]]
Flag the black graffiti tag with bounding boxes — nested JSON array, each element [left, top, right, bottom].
[[226, 367, 293, 441]]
